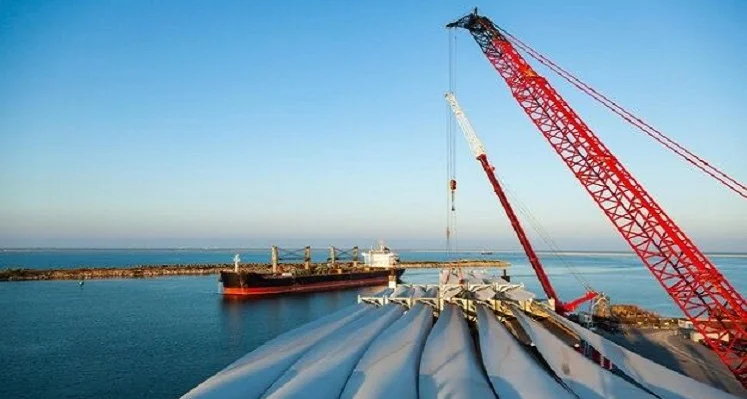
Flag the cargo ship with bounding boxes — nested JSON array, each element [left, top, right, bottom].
[[220, 244, 405, 296]]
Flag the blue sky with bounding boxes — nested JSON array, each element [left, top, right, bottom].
[[1, 1, 745, 250]]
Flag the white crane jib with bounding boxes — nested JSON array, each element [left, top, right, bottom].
[[444, 92, 486, 159], [444, 91, 578, 312]]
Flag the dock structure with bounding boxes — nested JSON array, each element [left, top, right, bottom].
[[0, 260, 509, 282], [181, 270, 743, 399], [0, 245, 511, 282], [272, 245, 362, 272], [270, 245, 511, 270]]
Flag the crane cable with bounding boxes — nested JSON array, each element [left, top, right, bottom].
[[496, 26, 747, 200], [498, 176, 595, 292], [448, 26, 593, 292], [446, 28, 458, 259]]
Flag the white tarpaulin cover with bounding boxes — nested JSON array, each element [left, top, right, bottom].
[[341, 303, 434, 399], [494, 276, 511, 286], [491, 276, 535, 303], [476, 305, 575, 399], [411, 285, 427, 298], [502, 287, 535, 303], [471, 285, 498, 301], [419, 303, 497, 399], [439, 269, 535, 303], [391, 285, 413, 298], [511, 306, 655, 398], [261, 304, 404, 399], [439, 269, 464, 285], [440, 286, 465, 299], [185, 284, 736, 399], [181, 304, 372, 399], [545, 311, 739, 399], [464, 271, 487, 284]]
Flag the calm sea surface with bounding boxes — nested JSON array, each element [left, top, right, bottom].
[[1, 249, 745, 399]]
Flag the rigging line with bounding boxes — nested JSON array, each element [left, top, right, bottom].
[[446, 28, 455, 257], [452, 32, 458, 186], [502, 28, 745, 188], [451, 29, 459, 255], [497, 27, 747, 199], [445, 103, 452, 255], [508, 189, 593, 289], [446, 104, 454, 256], [497, 174, 595, 291]]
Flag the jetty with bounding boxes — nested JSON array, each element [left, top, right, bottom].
[[0, 244, 509, 282], [0, 261, 509, 282]]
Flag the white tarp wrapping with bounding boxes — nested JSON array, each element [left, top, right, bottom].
[[411, 285, 427, 298], [440, 285, 465, 299], [545, 311, 740, 399], [494, 276, 511, 287], [341, 303, 434, 399], [181, 304, 373, 399], [262, 304, 404, 399], [439, 269, 464, 285], [391, 285, 413, 298], [438, 270, 465, 299], [476, 305, 575, 399], [464, 272, 535, 303], [464, 271, 487, 284], [491, 277, 535, 303], [471, 286, 498, 301], [439, 269, 451, 284], [419, 303, 497, 399], [510, 306, 655, 398], [503, 289, 535, 303]]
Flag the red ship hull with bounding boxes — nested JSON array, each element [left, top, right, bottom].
[[220, 268, 404, 297], [222, 275, 389, 296]]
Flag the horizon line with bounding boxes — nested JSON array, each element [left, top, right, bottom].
[[1, 247, 745, 256]]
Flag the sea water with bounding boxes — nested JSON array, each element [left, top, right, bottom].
[[0, 249, 745, 399]]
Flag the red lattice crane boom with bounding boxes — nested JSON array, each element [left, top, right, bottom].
[[448, 10, 747, 386]]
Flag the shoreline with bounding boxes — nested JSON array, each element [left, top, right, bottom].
[[0, 259, 510, 282]]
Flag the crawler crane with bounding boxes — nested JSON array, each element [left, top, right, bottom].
[[448, 9, 747, 386]]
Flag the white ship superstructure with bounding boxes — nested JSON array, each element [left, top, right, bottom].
[[362, 241, 399, 269]]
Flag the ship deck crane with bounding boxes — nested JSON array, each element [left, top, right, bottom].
[[445, 92, 596, 315], [447, 10, 747, 386]]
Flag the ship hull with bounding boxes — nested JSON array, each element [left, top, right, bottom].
[[220, 268, 405, 297]]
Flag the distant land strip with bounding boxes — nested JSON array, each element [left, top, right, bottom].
[[0, 259, 510, 282]]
